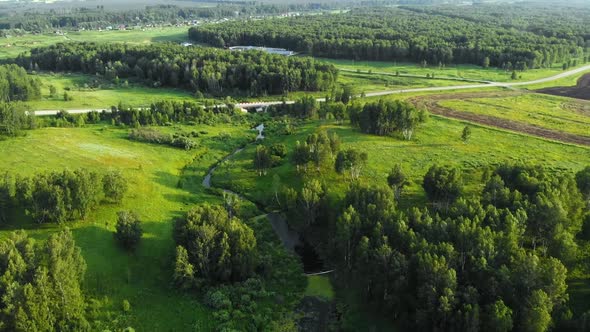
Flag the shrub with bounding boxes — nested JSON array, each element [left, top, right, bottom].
[[114, 211, 143, 251]]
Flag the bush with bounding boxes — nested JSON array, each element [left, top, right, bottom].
[[122, 299, 131, 312], [269, 143, 287, 158], [114, 211, 143, 251], [103, 169, 128, 203]]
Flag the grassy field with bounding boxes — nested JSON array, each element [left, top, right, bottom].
[[212, 116, 590, 209], [305, 275, 335, 300], [439, 93, 590, 138], [0, 123, 253, 330], [0, 27, 190, 60], [320, 58, 589, 83], [29, 73, 196, 110]]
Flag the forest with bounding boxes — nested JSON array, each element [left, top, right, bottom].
[[189, 7, 585, 69], [0, 3, 330, 31], [0, 64, 41, 102], [322, 163, 587, 331], [16, 42, 338, 96], [405, 4, 590, 47]]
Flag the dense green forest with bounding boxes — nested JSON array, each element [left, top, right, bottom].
[[17, 42, 338, 96], [405, 4, 590, 48], [262, 118, 590, 330], [0, 64, 41, 102], [0, 3, 330, 31], [324, 163, 586, 330], [189, 7, 585, 68], [0, 229, 89, 331]]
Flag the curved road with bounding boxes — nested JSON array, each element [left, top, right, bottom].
[[33, 64, 590, 115]]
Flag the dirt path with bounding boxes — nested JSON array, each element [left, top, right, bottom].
[[410, 91, 590, 146]]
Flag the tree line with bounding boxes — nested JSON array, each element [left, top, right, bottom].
[[17, 42, 338, 96], [406, 3, 590, 50], [349, 99, 428, 139], [0, 3, 334, 32], [0, 64, 41, 102], [0, 102, 35, 137], [0, 169, 128, 224], [189, 7, 584, 69]]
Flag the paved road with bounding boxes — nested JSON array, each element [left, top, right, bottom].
[[33, 64, 590, 115]]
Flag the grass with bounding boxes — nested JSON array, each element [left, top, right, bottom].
[[213, 116, 590, 209], [0, 27, 190, 60], [439, 93, 590, 138], [319, 58, 589, 83], [305, 275, 335, 300], [29, 73, 196, 110], [0, 123, 252, 331]]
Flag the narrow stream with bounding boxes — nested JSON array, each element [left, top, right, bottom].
[[202, 123, 324, 274]]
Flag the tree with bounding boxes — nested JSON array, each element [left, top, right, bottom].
[[114, 211, 143, 251], [103, 169, 128, 203], [0, 229, 89, 331], [387, 164, 409, 200], [575, 166, 590, 203], [298, 179, 325, 227], [49, 84, 57, 97], [173, 245, 194, 289], [335, 149, 368, 180], [483, 300, 513, 332], [521, 290, 552, 332], [173, 204, 257, 285], [423, 165, 463, 208], [482, 56, 490, 68], [292, 141, 310, 172], [0, 102, 31, 137], [511, 71, 518, 80], [253, 145, 272, 176], [63, 92, 73, 101], [461, 126, 472, 143], [341, 86, 353, 104]]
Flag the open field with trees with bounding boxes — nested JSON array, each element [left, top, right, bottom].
[[0, 27, 190, 60], [28, 73, 196, 110], [0, 123, 269, 330], [320, 58, 590, 83], [2, 0, 590, 330]]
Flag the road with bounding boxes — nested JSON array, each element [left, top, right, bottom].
[[33, 64, 590, 115]]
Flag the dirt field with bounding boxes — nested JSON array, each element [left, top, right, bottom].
[[537, 73, 590, 100], [410, 91, 590, 146]]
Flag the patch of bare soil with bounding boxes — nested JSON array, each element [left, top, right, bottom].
[[410, 91, 590, 147], [537, 73, 590, 100]]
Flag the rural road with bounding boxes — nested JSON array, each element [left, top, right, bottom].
[[33, 64, 590, 115]]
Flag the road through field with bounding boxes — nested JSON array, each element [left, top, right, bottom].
[[33, 64, 590, 115]]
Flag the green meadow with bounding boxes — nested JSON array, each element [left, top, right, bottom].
[[0, 27, 190, 60], [212, 116, 590, 209], [319, 58, 589, 83], [0, 123, 254, 330], [29, 73, 196, 110], [439, 93, 590, 138]]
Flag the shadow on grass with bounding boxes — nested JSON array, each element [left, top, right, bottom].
[[73, 219, 180, 298]]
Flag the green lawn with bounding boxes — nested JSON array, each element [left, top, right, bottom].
[[0, 123, 252, 331], [29, 73, 196, 110], [305, 275, 335, 300], [0, 27, 190, 60], [439, 93, 590, 138], [320, 58, 589, 83]]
